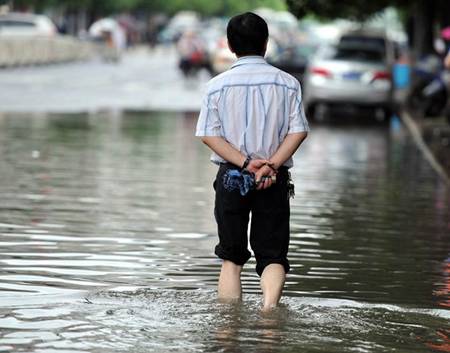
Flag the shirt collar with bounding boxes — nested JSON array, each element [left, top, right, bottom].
[[230, 55, 267, 69]]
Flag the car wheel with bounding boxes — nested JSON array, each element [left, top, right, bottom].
[[313, 103, 328, 121], [425, 89, 447, 117], [445, 106, 450, 125]]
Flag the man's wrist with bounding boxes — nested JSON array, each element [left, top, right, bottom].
[[241, 155, 251, 169], [268, 160, 280, 171]]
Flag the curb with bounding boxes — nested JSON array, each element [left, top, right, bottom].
[[401, 110, 450, 186], [0, 36, 94, 68]]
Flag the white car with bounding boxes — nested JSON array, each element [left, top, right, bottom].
[[0, 12, 57, 37], [304, 31, 394, 120]]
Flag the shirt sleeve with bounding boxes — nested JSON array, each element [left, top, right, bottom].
[[288, 83, 310, 134], [195, 90, 222, 137]]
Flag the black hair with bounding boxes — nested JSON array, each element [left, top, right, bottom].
[[227, 12, 269, 56]]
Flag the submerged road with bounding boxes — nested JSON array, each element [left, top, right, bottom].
[[0, 111, 449, 352], [0, 46, 208, 113]]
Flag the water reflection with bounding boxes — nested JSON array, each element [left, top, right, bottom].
[[0, 111, 449, 352]]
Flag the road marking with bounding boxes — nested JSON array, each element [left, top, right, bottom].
[[401, 111, 450, 186]]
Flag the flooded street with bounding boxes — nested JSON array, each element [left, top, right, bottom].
[[0, 110, 449, 352], [0, 48, 207, 113]]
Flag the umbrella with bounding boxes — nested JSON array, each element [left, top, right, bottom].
[[89, 18, 118, 36]]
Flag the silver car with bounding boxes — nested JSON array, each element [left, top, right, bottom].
[[304, 34, 394, 120], [0, 12, 57, 37]]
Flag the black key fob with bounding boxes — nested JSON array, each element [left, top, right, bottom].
[[287, 172, 295, 199]]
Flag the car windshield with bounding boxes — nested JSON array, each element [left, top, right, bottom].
[[273, 43, 317, 62], [296, 43, 318, 59], [0, 20, 36, 28], [339, 35, 386, 50], [320, 44, 385, 64]]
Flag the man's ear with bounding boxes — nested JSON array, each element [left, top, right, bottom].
[[262, 38, 268, 56], [227, 39, 235, 54]]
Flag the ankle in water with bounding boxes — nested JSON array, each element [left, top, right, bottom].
[[261, 303, 277, 312]]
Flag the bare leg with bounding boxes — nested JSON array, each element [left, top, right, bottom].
[[218, 260, 243, 301], [260, 264, 286, 311]]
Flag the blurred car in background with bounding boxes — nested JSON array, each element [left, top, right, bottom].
[[339, 30, 396, 63], [0, 12, 57, 37], [207, 8, 314, 78], [200, 18, 227, 52], [157, 11, 200, 44], [304, 30, 394, 121], [267, 42, 317, 81], [208, 35, 314, 78]]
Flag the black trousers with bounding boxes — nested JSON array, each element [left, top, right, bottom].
[[213, 163, 291, 276]]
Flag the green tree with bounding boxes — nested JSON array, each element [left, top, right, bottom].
[[4, 0, 287, 16], [286, 0, 450, 56], [286, 0, 392, 21], [135, 0, 286, 16]]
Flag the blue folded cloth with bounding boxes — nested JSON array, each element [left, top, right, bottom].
[[222, 169, 255, 196]]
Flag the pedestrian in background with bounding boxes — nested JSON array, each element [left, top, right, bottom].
[[441, 27, 450, 69], [176, 30, 205, 77], [195, 12, 309, 311]]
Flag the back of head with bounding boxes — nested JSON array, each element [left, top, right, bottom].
[[227, 12, 269, 57]]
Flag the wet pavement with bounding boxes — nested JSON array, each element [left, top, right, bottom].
[[416, 115, 450, 179], [0, 110, 449, 353]]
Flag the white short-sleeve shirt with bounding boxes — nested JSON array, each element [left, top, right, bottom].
[[195, 55, 309, 168]]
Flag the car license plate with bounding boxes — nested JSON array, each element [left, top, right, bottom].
[[342, 72, 361, 80]]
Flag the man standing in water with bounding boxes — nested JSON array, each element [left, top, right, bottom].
[[195, 12, 309, 311]]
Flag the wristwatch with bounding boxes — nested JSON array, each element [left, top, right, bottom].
[[242, 156, 251, 170]]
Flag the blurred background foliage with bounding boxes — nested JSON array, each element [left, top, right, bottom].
[[287, 0, 450, 55], [2, 0, 450, 56], [5, 0, 287, 16]]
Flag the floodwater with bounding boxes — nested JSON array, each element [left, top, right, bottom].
[[0, 111, 449, 353]]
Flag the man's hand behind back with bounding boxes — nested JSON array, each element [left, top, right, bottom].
[[246, 159, 270, 174], [254, 164, 276, 190], [245, 159, 275, 190]]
